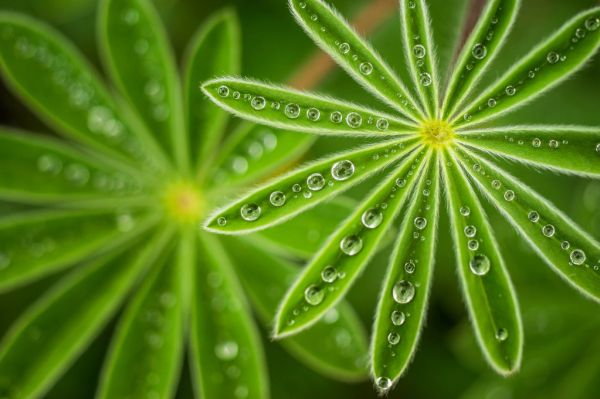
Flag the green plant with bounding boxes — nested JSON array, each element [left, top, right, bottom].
[[0, 1, 371, 397], [202, 0, 600, 392]]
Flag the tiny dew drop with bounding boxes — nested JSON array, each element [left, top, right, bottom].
[[346, 112, 363, 128], [570, 249, 586, 265], [304, 284, 325, 305], [547, 51, 560, 64], [396, 178, 407, 188], [340, 235, 363, 256], [269, 191, 286, 207], [306, 107, 320, 121], [469, 254, 491, 276], [460, 206, 471, 216], [549, 139, 559, 149], [359, 62, 373, 75], [292, 184, 302, 193], [321, 266, 337, 283], [391, 310, 406, 326], [240, 203, 261, 221], [217, 85, 229, 97], [542, 224, 555, 237], [504, 190, 515, 201], [464, 225, 477, 237], [413, 44, 426, 58], [491, 180, 501, 189], [331, 160, 355, 181], [419, 72, 432, 87], [468, 239, 479, 251], [215, 341, 238, 360], [251, 96, 266, 110], [487, 98, 497, 108], [532, 138, 541, 148], [528, 211, 540, 222], [472, 43, 487, 60], [387, 332, 401, 345], [361, 208, 383, 229], [505, 85, 516, 96], [495, 328, 508, 342], [376, 377, 392, 391], [596, 143, 600, 153], [284, 103, 301, 119], [330, 111, 343, 124], [217, 217, 227, 226], [392, 280, 415, 304], [585, 17, 600, 31], [404, 260, 416, 274], [561, 241, 571, 250], [376, 118, 389, 131], [339, 42, 350, 54], [414, 217, 427, 230], [307, 173, 325, 191]]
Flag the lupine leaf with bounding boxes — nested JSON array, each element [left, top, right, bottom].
[[0, 229, 173, 399], [184, 8, 240, 173], [443, 150, 523, 375], [442, 0, 520, 118], [288, 0, 423, 121], [370, 152, 440, 391], [0, 209, 158, 292], [190, 233, 268, 399], [0, 12, 158, 168], [204, 138, 418, 234], [96, 240, 182, 399], [252, 197, 355, 259], [222, 237, 369, 381], [274, 148, 429, 338], [98, 0, 186, 168], [456, 126, 600, 177], [201, 78, 418, 136], [400, 0, 439, 118], [456, 147, 600, 302], [0, 128, 149, 204], [206, 122, 314, 190], [454, 7, 600, 126]]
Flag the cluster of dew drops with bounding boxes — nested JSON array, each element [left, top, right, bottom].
[[405, 0, 434, 88], [464, 15, 600, 122]]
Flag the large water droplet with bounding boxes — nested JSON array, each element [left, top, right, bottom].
[[392, 280, 415, 304], [269, 191, 286, 207], [339, 42, 350, 54], [376, 118, 389, 131], [215, 341, 238, 360], [504, 190, 515, 201], [505, 85, 516, 96], [414, 217, 427, 230], [585, 17, 600, 31], [304, 284, 325, 305], [359, 62, 373, 75], [321, 266, 337, 283], [330, 111, 343, 124], [251, 96, 266, 110], [495, 328, 508, 342], [217, 217, 227, 226], [306, 107, 320, 121], [469, 254, 490, 276], [387, 332, 400, 345], [419, 72, 432, 87], [547, 51, 560, 64], [464, 225, 477, 237], [528, 211, 540, 222], [240, 203, 261, 221], [413, 44, 426, 58], [391, 310, 406, 326], [217, 85, 230, 97], [472, 43, 487, 59], [376, 377, 392, 391], [284, 103, 301, 119], [460, 206, 471, 216], [340, 235, 363, 256], [346, 112, 363, 128], [570, 249, 586, 265], [542, 224, 555, 237], [307, 173, 325, 191], [361, 208, 383, 229], [331, 160, 355, 181]]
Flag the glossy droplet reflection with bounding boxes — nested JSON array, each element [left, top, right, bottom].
[[307, 173, 325, 191], [391, 310, 406, 326], [340, 235, 363, 256], [392, 280, 415, 304], [331, 160, 355, 181], [304, 284, 324, 305], [469, 254, 490, 276], [361, 208, 383, 229], [240, 203, 261, 221]]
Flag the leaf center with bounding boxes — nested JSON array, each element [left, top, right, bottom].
[[163, 181, 204, 224], [419, 119, 455, 148]]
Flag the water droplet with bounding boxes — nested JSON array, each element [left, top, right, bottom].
[[561, 241, 570, 250], [310, 14, 318, 21], [376, 377, 392, 391], [596, 143, 600, 153], [234, 385, 249, 399], [491, 180, 501, 189], [419, 72, 432, 86], [346, 112, 362, 128], [299, 1, 307, 8], [65, 164, 90, 185], [404, 260, 416, 274], [547, 51, 560, 64], [413, 44, 426, 58], [464, 225, 477, 237], [488, 98, 497, 108], [361, 208, 383, 229], [292, 184, 302, 193], [570, 249, 586, 265], [232, 91, 240, 99], [460, 206, 471, 216], [465, 239, 478, 251], [284, 103, 301, 119], [407, 0, 416, 9], [359, 62, 373, 75], [240, 203, 261, 221], [37, 154, 62, 175], [414, 217, 427, 230], [495, 328, 508, 342], [218, 85, 229, 97], [472, 43, 487, 60], [532, 138, 541, 148], [304, 284, 325, 305], [391, 310, 406, 326], [122, 8, 140, 25], [269, 191, 286, 207], [116, 213, 135, 232], [306, 107, 320, 121], [542, 224, 555, 237], [340, 235, 363, 256], [303, 191, 312, 199], [217, 217, 227, 226], [251, 96, 266, 110], [504, 190, 515, 201], [376, 118, 389, 131], [469, 254, 490, 276], [307, 173, 325, 191], [505, 85, 516, 96], [528, 70, 536, 78], [321, 266, 337, 283], [330, 111, 343, 123], [215, 341, 238, 360], [387, 332, 400, 345], [0, 252, 11, 270], [396, 178, 406, 187], [392, 280, 415, 304], [331, 160, 355, 181], [549, 139, 559, 149], [528, 211, 540, 222], [585, 17, 600, 31], [339, 42, 350, 54]]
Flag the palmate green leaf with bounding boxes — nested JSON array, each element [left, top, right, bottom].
[[371, 152, 440, 391], [99, 0, 186, 169], [201, 78, 418, 136], [442, 0, 520, 118], [443, 150, 522, 375], [0, 228, 174, 399], [288, 0, 423, 121], [252, 197, 355, 259], [400, 0, 439, 118], [206, 122, 314, 189], [0, 209, 158, 292], [204, 138, 418, 234], [184, 8, 240, 173], [456, 147, 600, 302], [0, 128, 149, 204], [222, 237, 369, 381], [456, 126, 600, 177], [0, 12, 159, 168], [97, 241, 182, 399], [454, 7, 600, 126], [274, 148, 430, 338], [190, 233, 268, 399]]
